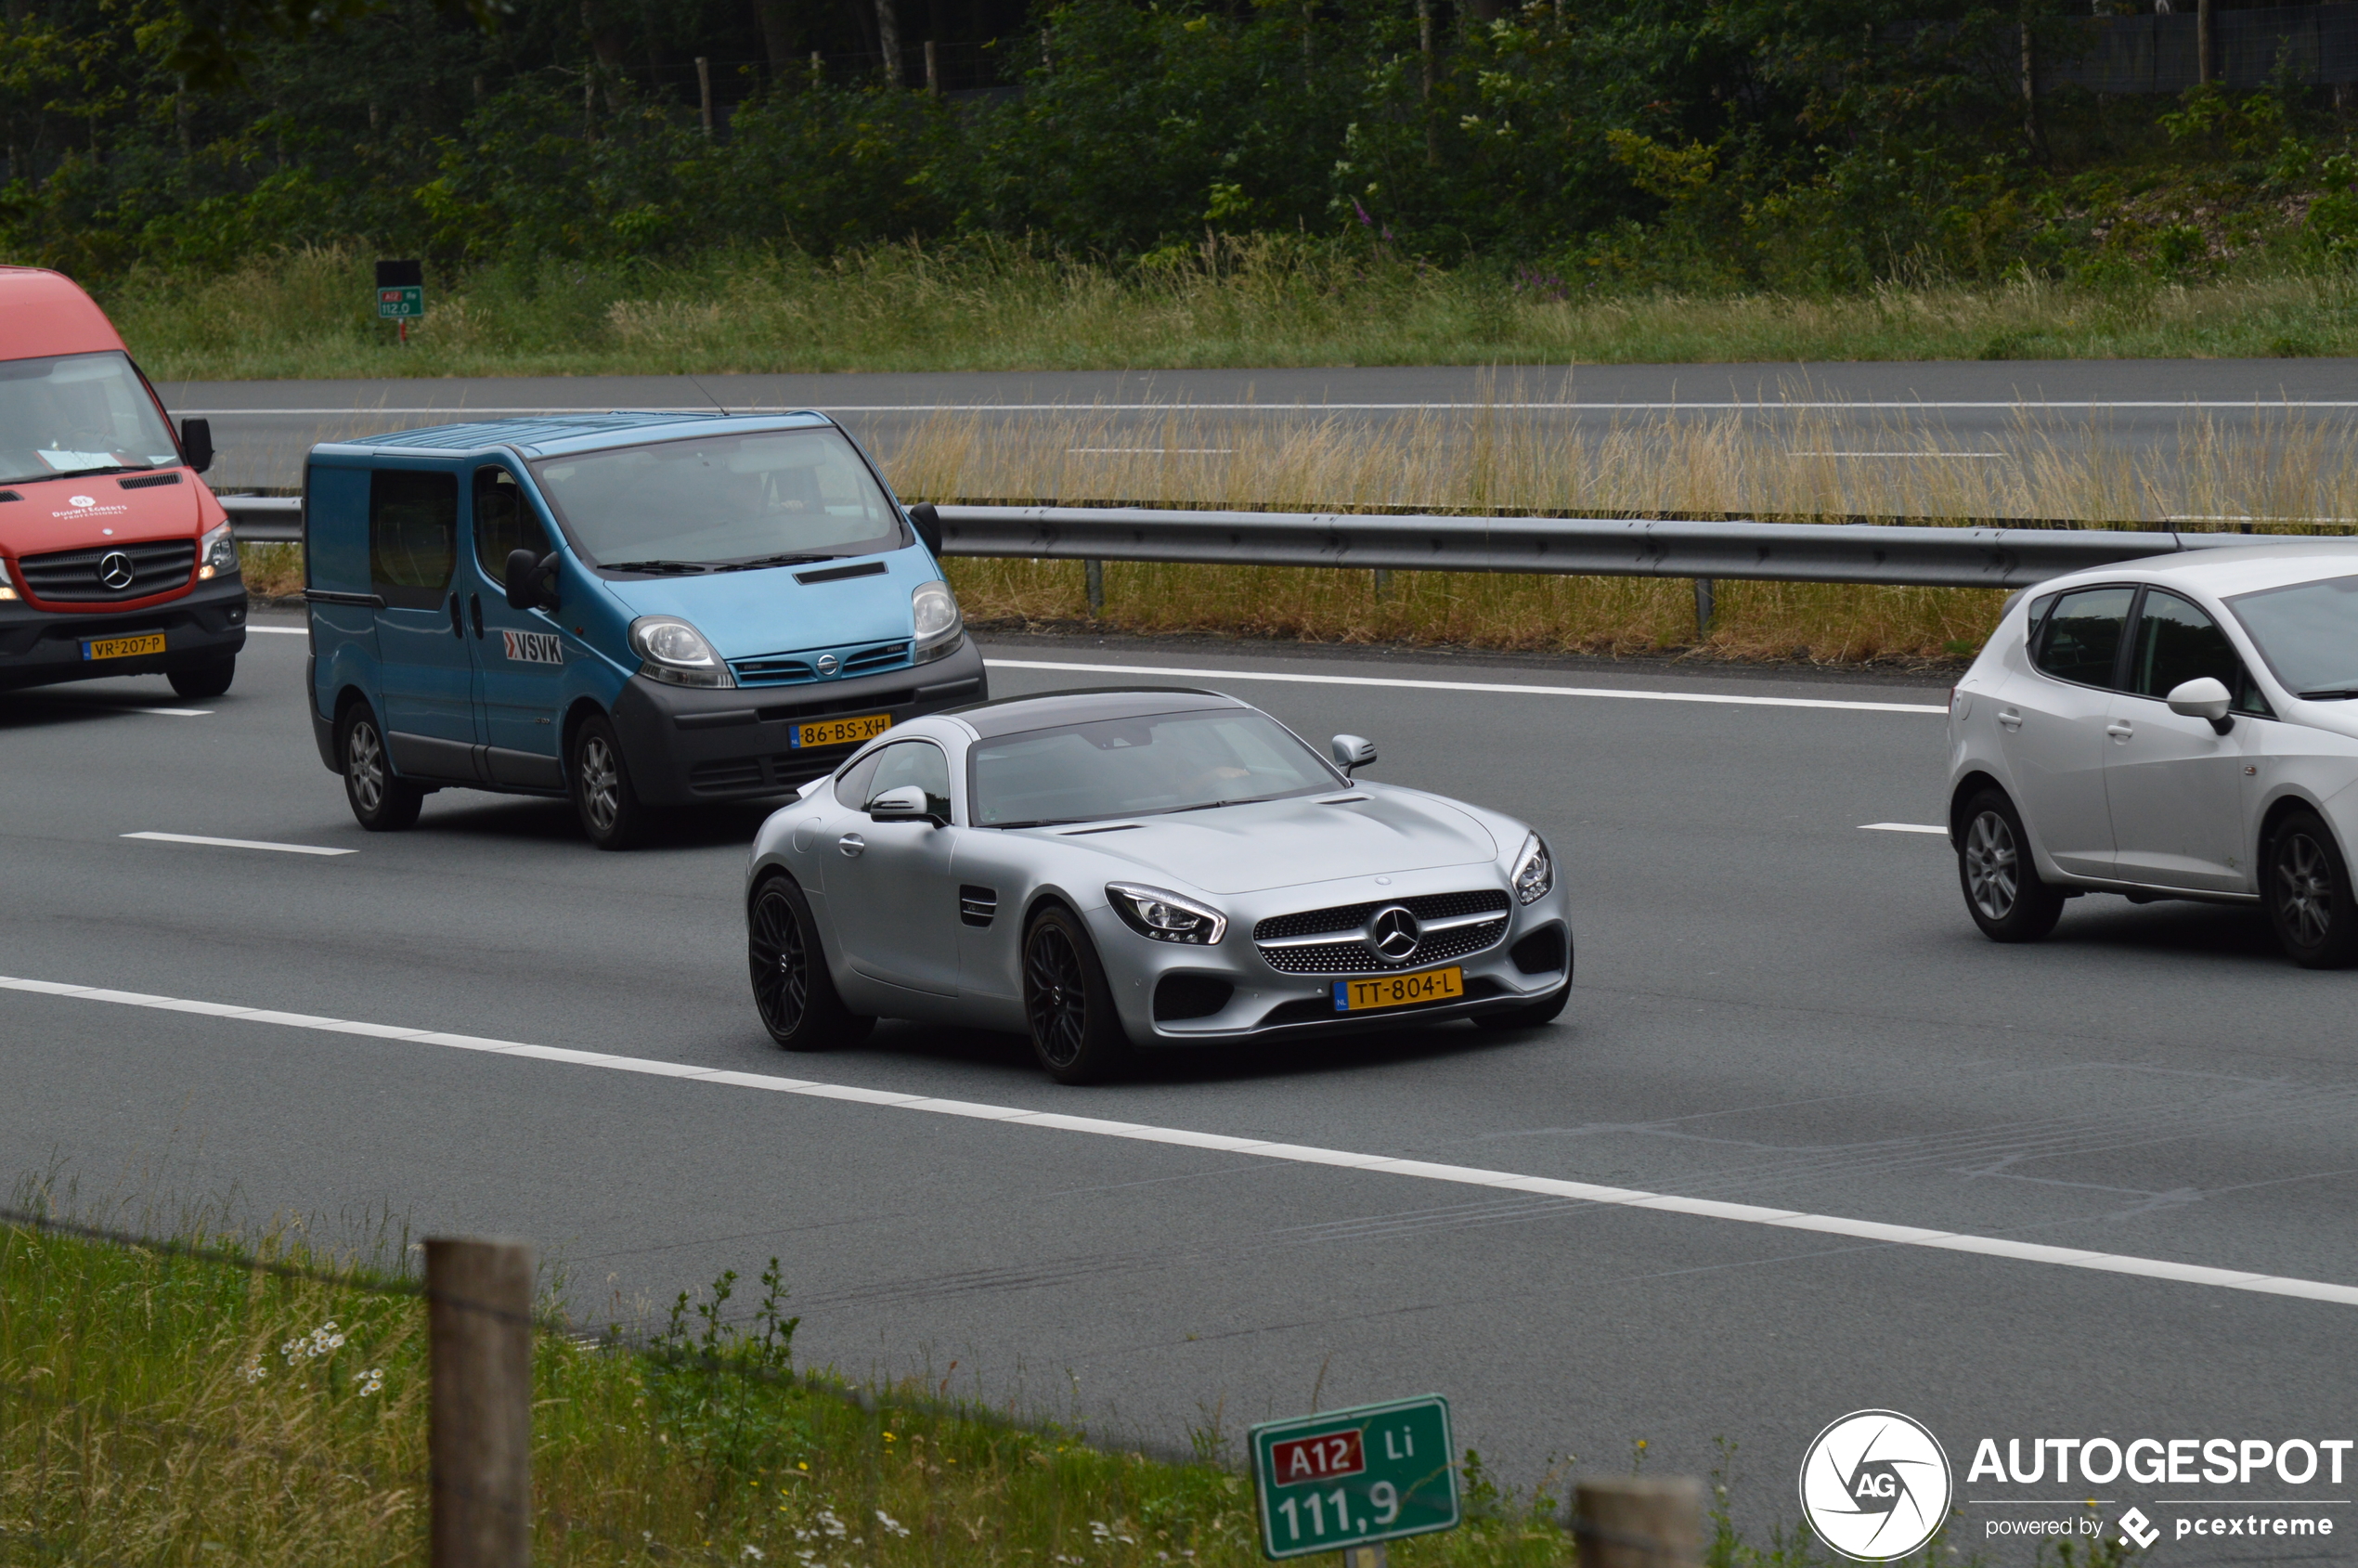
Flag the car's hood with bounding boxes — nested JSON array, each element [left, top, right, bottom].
[[604, 551, 922, 659], [5, 471, 203, 555], [1059, 787, 1500, 895]]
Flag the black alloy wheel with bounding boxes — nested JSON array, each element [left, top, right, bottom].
[[570, 714, 647, 850], [2265, 809, 2358, 969], [747, 875, 873, 1050], [1957, 789, 2064, 942], [167, 657, 235, 700], [1021, 906, 1130, 1085], [338, 701, 422, 832]]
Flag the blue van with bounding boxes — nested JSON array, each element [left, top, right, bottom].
[[302, 412, 985, 848]]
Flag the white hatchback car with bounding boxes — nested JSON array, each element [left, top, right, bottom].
[[1947, 545, 2358, 967]]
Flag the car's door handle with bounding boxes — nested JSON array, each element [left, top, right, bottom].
[[447, 592, 464, 639], [2106, 721, 2134, 741], [1996, 707, 2023, 731], [469, 594, 484, 638], [837, 833, 864, 858]]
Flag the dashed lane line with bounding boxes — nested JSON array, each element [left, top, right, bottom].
[[122, 832, 354, 857], [0, 972, 2349, 1309], [1861, 823, 1950, 835]]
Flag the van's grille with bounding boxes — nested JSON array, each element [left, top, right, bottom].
[[688, 757, 769, 791], [19, 539, 195, 603], [728, 640, 913, 687]]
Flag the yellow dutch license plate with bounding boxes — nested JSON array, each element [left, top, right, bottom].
[[791, 712, 891, 750], [1333, 965, 1465, 1013], [83, 633, 165, 661]]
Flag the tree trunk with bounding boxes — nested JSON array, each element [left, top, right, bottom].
[[752, 0, 794, 78], [2197, 0, 2212, 83], [875, 0, 901, 84]]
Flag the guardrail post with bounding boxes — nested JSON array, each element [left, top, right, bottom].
[[1341, 1544, 1388, 1568], [1572, 1476, 1703, 1567], [1691, 577, 1715, 640], [1372, 568, 1393, 602], [1084, 558, 1105, 618], [428, 1237, 534, 1568]]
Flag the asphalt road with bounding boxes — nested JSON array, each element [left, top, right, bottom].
[[156, 361, 2358, 504], [4, 620, 2352, 1558]]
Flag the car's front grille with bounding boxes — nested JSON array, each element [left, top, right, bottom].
[[1253, 888, 1510, 974], [19, 538, 194, 603], [1253, 888, 1509, 941], [688, 757, 768, 791], [729, 640, 913, 687]]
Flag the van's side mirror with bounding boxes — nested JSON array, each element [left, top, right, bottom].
[[906, 502, 942, 558], [179, 418, 214, 474], [867, 784, 941, 825], [505, 548, 558, 612], [2166, 676, 2235, 734], [1330, 734, 1378, 774]]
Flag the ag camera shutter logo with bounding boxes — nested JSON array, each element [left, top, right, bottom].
[[1798, 1410, 1952, 1562]]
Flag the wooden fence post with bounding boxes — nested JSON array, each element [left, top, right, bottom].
[[696, 57, 714, 136], [428, 1238, 534, 1568], [1572, 1476, 1704, 1567]]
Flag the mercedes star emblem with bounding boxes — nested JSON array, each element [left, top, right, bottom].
[[96, 551, 136, 590], [1367, 905, 1422, 963]]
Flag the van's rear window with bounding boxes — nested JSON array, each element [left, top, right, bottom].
[[529, 428, 901, 572], [0, 353, 181, 486]]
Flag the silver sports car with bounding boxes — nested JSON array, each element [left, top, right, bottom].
[[743, 687, 1574, 1082]]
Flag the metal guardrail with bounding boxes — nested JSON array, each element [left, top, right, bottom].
[[220, 495, 2352, 590]]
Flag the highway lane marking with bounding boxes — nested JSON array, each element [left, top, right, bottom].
[[243, 625, 307, 635], [122, 832, 354, 857], [984, 658, 1949, 715], [2, 972, 2351, 1309], [174, 401, 2358, 415], [1790, 450, 2007, 459], [1861, 823, 1950, 834], [127, 706, 212, 718]]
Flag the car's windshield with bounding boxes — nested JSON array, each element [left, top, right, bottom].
[[0, 352, 180, 486], [2226, 573, 2358, 696], [529, 426, 901, 570], [970, 708, 1340, 827]]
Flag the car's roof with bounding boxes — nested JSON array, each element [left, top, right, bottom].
[[310, 410, 836, 461], [951, 687, 1244, 739], [0, 267, 128, 360], [2043, 542, 2358, 602]]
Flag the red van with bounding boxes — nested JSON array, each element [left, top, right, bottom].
[[0, 267, 247, 697]]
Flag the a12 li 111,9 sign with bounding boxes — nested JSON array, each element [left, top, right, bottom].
[[1249, 1395, 1458, 1560]]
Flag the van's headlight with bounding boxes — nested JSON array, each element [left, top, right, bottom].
[[1106, 882, 1226, 944], [629, 616, 734, 687], [196, 521, 240, 580], [912, 579, 964, 664], [1509, 833, 1553, 905]]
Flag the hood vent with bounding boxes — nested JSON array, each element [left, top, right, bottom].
[[0, 491, 19, 503], [795, 560, 887, 585], [119, 473, 183, 490]]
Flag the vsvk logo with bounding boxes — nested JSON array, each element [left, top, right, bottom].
[[1799, 1410, 1954, 1562]]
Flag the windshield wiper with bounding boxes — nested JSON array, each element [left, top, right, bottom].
[[21, 463, 148, 481], [2299, 688, 2358, 700], [717, 552, 832, 573], [602, 559, 718, 575]]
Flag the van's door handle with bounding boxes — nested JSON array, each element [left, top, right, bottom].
[[447, 592, 464, 638], [2106, 721, 2135, 742], [837, 833, 865, 858], [1997, 707, 2023, 731], [469, 594, 484, 638]]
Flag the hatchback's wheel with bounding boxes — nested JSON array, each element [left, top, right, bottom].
[[748, 874, 874, 1050], [1956, 789, 2064, 942], [2265, 810, 2358, 969], [167, 657, 235, 700], [338, 702, 422, 832], [570, 715, 647, 850], [1022, 907, 1130, 1084]]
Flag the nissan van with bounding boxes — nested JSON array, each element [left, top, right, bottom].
[[303, 412, 986, 848]]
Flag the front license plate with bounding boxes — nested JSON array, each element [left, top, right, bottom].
[[788, 712, 891, 750], [1333, 965, 1465, 1012], [83, 633, 165, 661]]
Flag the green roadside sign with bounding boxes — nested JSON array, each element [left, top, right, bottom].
[[1250, 1395, 1458, 1560], [376, 285, 424, 320]]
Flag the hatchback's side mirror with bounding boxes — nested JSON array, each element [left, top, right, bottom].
[[907, 502, 943, 558], [1330, 734, 1378, 774], [2167, 676, 2235, 734], [505, 548, 558, 611], [867, 784, 941, 825], [179, 418, 214, 474]]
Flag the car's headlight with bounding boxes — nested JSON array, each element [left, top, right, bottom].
[[912, 578, 964, 664], [1106, 882, 1226, 944], [196, 521, 240, 581], [629, 616, 734, 687], [1509, 833, 1553, 905], [0, 563, 18, 601]]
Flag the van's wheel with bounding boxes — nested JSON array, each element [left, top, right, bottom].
[[167, 657, 235, 700], [1957, 789, 2064, 941], [748, 874, 874, 1050], [570, 714, 647, 850], [2265, 809, 2358, 969], [338, 701, 421, 832], [1022, 907, 1131, 1084]]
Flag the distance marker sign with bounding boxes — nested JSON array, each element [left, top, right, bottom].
[[1250, 1395, 1458, 1560]]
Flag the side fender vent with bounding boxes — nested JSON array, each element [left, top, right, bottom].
[[959, 885, 998, 927]]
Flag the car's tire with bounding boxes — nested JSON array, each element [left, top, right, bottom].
[[338, 701, 422, 832], [1022, 906, 1131, 1084], [167, 657, 235, 700], [570, 714, 648, 850], [2264, 809, 2358, 969], [1471, 979, 1572, 1030], [747, 874, 875, 1050], [1957, 789, 2065, 942]]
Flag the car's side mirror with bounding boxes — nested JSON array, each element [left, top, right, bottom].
[[867, 784, 942, 825], [907, 502, 943, 558], [2166, 676, 2235, 734], [179, 418, 214, 474], [505, 548, 558, 611], [1330, 734, 1378, 774]]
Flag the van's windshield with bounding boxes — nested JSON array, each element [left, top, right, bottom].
[[0, 352, 181, 486], [529, 426, 903, 572]]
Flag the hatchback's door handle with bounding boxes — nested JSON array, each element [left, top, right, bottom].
[[1997, 707, 2023, 731], [837, 833, 864, 858], [2106, 721, 2134, 740]]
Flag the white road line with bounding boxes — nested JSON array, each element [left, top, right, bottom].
[[1861, 823, 1950, 835], [127, 706, 212, 718], [243, 625, 307, 635], [983, 658, 1948, 715], [2, 971, 2349, 1309], [122, 832, 354, 857], [1790, 451, 2007, 460], [174, 400, 2358, 415]]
